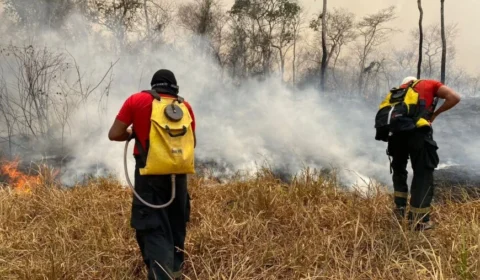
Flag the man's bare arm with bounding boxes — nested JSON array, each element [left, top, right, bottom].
[[431, 85, 461, 122], [108, 119, 132, 141]]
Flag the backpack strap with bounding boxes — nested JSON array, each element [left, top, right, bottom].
[[128, 129, 148, 167], [131, 89, 160, 166], [143, 89, 184, 103], [143, 90, 162, 101], [135, 91, 186, 166], [405, 79, 422, 89]]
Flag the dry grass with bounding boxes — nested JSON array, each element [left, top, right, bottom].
[[0, 169, 479, 280]]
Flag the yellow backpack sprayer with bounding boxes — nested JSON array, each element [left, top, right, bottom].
[[124, 90, 195, 208]]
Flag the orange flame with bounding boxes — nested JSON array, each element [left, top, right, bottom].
[[1, 159, 41, 194]]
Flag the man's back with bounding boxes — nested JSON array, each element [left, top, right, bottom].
[[115, 91, 196, 155], [400, 79, 444, 110]]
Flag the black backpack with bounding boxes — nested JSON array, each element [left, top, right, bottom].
[[374, 80, 435, 142]]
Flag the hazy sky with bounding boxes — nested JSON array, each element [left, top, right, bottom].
[[218, 0, 480, 74], [0, 0, 478, 73]]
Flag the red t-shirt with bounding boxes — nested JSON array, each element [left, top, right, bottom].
[[116, 91, 196, 155], [400, 79, 444, 109]]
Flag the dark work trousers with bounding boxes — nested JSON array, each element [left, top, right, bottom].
[[131, 156, 191, 280], [387, 128, 440, 223]]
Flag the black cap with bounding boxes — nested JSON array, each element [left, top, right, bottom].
[[150, 69, 179, 94]]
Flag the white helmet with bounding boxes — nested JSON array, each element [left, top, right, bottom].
[[402, 76, 418, 85]]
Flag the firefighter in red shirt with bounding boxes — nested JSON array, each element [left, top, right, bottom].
[[108, 69, 195, 279], [388, 76, 460, 231]]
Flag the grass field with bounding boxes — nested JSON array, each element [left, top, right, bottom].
[[0, 168, 479, 279]]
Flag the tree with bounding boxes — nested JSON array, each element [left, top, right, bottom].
[[392, 48, 417, 76], [178, 0, 221, 36], [270, 1, 301, 79], [320, 0, 328, 91], [291, 10, 304, 85], [0, 44, 115, 160], [417, 0, 424, 79], [81, 0, 175, 52], [87, 0, 143, 50], [178, 0, 228, 66], [225, 20, 249, 80], [440, 0, 447, 83], [310, 8, 357, 86], [228, 0, 301, 79], [0, 81, 18, 158], [410, 24, 457, 78], [145, 0, 176, 40], [1, 0, 76, 36], [354, 6, 396, 94], [143, 0, 150, 37]]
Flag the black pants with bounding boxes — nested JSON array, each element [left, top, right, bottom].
[[131, 157, 190, 280], [387, 128, 440, 222]]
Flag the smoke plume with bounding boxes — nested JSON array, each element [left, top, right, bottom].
[[0, 4, 478, 191]]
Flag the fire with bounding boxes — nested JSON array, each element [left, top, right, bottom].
[[1, 159, 41, 193]]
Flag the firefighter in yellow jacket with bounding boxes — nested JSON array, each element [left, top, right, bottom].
[[382, 76, 460, 230]]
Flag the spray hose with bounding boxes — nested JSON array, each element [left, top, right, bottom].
[[124, 138, 176, 209]]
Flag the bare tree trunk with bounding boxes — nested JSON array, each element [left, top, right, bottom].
[[320, 0, 328, 91], [417, 0, 424, 79], [144, 0, 150, 37], [292, 36, 296, 86], [280, 51, 285, 81], [0, 100, 14, 158], [292, 14, 302, 87], [440, 0, 447, 83]]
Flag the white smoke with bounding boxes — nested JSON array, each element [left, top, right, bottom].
[[56, 46, 395, 191], [0, 6, 478, 191]]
